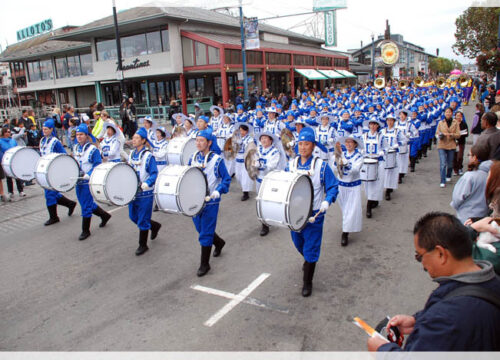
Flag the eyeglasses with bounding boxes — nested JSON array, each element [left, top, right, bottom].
[[415, 248, 434, 263]]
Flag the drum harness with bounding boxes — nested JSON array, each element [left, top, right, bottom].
[[290, 156, 321, 177]]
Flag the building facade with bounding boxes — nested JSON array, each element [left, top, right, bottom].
[[0, 6, 351, 115]]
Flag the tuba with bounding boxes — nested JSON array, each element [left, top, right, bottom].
[[398, 79, 408, 89], [414, 76, 424, 87], [374, 77, 385, 89], [436, 76, 446, 89], [458, 75, 469, 87]]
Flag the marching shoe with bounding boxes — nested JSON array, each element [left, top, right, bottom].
[[44, 205, 60, 226], [57, 196, 77, 216], [150, 220, 161, 240], [78, 217, 92, 241], [212, 233, 225, 257], [385, 189, 391, 201], [241, 192, 249, 201], [135, 230, 149, 256], [398, 174, 403, 184], [372, 201, 379, 208], [366, 200, 372, 219], [302, 262, 316, 297], [93, 206, 111, 227], [260, 224, 270, 236], [197, 246, 212, 276], [341, 232, 349, 247]]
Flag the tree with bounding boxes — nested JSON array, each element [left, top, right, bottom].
[[453, 7, 499, 59], [429, 57, 461, 75]]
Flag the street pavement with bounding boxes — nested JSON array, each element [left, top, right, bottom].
[[0, 103, 476, 351]]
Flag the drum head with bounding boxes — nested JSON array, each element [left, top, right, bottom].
[[10, 147, 40, 181], [178, 167, 207, 216], [288, 175, 313, 232], [105, 164, 138, 206], [48, 155, 79, 192], [181, 139, 197, 165]]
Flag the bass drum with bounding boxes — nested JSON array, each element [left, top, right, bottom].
[[256, 170, 313, 232], [35, 153, 79, 192], [1, 146, 40, 181], [90, 162, 139, 206], [155, 165, 208, 217], [166, 137, 197, 165]]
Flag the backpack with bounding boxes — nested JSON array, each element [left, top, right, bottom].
[[444, 285, 500, 309]]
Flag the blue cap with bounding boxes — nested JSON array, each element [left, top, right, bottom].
[[236, 104, 244, 110], [43, 118, 55, 129], [76, 124, 96, 142], [298, 127, 316, 143], [199, 115, 209, 123], [197, 129, 213, 141], [285, 110, 296, 119], [136, 127, 148, 140]]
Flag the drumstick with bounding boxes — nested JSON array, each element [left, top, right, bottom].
[[308, 209, 325, 223]]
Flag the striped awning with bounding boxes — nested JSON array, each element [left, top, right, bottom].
[[295, 68, 328, 80]]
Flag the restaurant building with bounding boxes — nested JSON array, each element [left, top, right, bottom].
[[0, 6, 352, 114]]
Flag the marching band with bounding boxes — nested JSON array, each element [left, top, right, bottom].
[[1, 81, 468, 297]]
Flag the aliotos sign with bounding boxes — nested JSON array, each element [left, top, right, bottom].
[[17, 19, 53, 41]]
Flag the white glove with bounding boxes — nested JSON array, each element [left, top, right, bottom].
[[82, 174, 90, 181], [320, 200, 329, 213], [210, 190, 220, 200], [141, 182, 151, 191], [289, 140, 295, 147], [253, 160, 260, 167]]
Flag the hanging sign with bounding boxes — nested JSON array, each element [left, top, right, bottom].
[[244, 17, 260, 50], [324, 11, 337, 47], [313, 0, 347, 11]]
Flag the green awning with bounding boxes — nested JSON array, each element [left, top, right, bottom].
[[317, 69, 345, 79], [335, 69, 357, 78], [295, 68, 327, 80]]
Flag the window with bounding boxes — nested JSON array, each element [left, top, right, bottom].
[[55, 56, 68, 79], [316, 57, 331, 66], [246, 51, 262, 65], [208, 46, 220, 65], [195, 41, 207, 66], [266, 52, 291, 65], [80, 53, 93, 75], [121, 33, 147, 58], [96, 39, 118, 61], [161, 29, 170, 51], [334, 58, 348, 67], [67, 55, 81, 77], [146, 31, 162, 54], [182, 37, 194, 66], [293, 54, 313, 66], [27, 61, 40, 82], [39, 59, 53, 80]]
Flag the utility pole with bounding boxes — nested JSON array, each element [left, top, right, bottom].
[[371, 33, 375, 81], [239, 0, 249, 105], [112, 0, 125, 98], [496, 12, 500, 91], [384, 19, 391, 83]]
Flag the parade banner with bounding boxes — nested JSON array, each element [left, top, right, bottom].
[[313, 0, 347, 11], [324, 11, 337, 47], [244, 17, 260, 50]]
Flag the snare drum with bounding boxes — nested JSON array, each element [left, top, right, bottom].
[[256, 170, 313, 232], [385, 149, 397, 169], [90, 162, 139, 206], [35, 153, 79, 192], [154, 165, 208, 217], [1, 146, 40, 181], [360, 158, 379, 181], [166, 137, 197, 165]]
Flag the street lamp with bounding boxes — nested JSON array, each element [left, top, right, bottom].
[[371, 33, 375, 81]]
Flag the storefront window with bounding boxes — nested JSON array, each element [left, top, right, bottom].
[[80, 53, 93, 75], [96, 39, 118, 61], [317, 57, 331, 66], [146, 31, 162, 54], [121, 33, 147, 58], [208, 46, 220, 65], [293, 54, 314, 66], [67, 55, 81, 77], [39, 59, 53, 80], [55, 57, 68, 79], [182, 37, 194, 67], [246, 51, 262, 65], [161, 29, 170, 51], [27, 61, 40, 82], [195, 41, 207, 66], [149, 81, 157, 105]]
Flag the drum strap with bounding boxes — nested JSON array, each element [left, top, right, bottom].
[[292, 156, 320, 176], [192, 151, 213, 168]]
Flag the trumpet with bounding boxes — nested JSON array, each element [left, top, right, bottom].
[[374, 77, 385, 89], [436, 77, 446, 89], [414, 76, 424, 87], [398, 80, 409, 89]]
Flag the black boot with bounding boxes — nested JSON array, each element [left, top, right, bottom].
[[260, 223, 270, 236], [385, 189, 391, 201], [78, 217, 91, 241], [417, 149, 422, 160], [341, 232, 349, 246], [372, 201, 379, 208], [197, 246, 212, 276], [423, 145, 428, 157], [241, 191, 249, 201], [44, 205, 60, 226], [366, 200, 372, 218], [57, 196, 77, 216], [302, 261, 316, 297], [410, 157, 416, 172], [136, 230, 149, 256], [398, 173, 403, 184], [150, 220, 161, 240], [92, 206, 111, 227], [212, 232, 226, 257]]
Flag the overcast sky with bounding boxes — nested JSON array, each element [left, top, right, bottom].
[[0, 0, 480, 63]]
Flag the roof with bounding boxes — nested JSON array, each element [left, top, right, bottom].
[[191, 32, 347, 57], [0, 27, 89, 62], [349, 37, 436, 58], [51, 6, 324, 45]]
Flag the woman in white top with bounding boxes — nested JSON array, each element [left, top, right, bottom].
[[100, 122, 122, 163]]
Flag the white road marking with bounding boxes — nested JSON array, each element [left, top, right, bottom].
[[192, 273, 271, 327], [109, 206, 126, 213]]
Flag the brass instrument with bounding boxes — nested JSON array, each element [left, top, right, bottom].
[[458, 75, 469, 87], [398, 79, 409, 89], [280, 128, 295, 158], [436, 77, 446, 89], [223, 133, 240, 160], [172, 125, 187, 138], [244, 144, 259, 181], [374, 77, 385, 89], [414, 76, 424, 87]]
